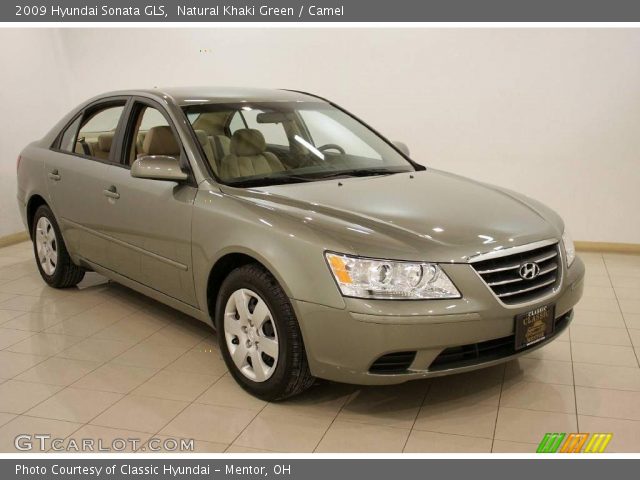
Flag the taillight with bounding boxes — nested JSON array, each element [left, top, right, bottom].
[[16, 155, 22, 172]]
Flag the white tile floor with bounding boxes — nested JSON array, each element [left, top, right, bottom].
[[1, 242, 640, 453]]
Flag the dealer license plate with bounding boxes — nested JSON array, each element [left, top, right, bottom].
[[514, 304, 555, 350]]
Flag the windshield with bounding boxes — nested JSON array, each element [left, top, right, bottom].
[[182, 101, 417, 187]]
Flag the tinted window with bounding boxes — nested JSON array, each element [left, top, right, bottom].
[[76, 104, 125, 161], [58, 116, 82, 153]]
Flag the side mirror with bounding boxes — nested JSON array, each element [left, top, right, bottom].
[[131, 155, 188, 182], [393, 141, 410, 157]]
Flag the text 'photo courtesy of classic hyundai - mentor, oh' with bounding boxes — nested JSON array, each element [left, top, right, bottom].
[[16, 87, 584, 400]]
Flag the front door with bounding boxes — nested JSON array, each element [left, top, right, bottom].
[[97, 100, 197, 306]]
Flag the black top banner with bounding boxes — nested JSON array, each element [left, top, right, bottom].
[[4, 0, 640, 22]]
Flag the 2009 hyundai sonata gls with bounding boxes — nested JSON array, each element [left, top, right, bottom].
[[16, 87, 584, 399]]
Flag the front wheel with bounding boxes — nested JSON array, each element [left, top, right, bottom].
[[32, 205, 85, 288], [215, 264, 314, 400]]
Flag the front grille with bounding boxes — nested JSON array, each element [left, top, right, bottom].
[[471, 242, 561, 305], [369, 351, 416, 374], [429, 310, 572, 371]]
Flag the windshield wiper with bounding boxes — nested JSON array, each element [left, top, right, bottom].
[[226, 174, 317, 188], [226, 168, 411, 187], [312, 168, 411, 179]]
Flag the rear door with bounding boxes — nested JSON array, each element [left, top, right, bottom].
[[96, 98, 198, 306], [45, 98, 128, 267]]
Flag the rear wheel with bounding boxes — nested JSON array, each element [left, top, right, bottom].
[[216, 264, 314, 400], [32, 205, 85, 288]]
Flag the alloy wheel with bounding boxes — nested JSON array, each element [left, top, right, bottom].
[[35, 217, 58, 276], [224, 288, 279, 382]]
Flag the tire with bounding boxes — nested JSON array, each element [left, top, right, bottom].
[[32, 205, 85, 288], [215, 263, 315, 401]]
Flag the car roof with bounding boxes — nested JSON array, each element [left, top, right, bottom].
[[98, 87, 324, 106]]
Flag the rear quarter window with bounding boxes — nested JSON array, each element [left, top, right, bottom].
[[58, 116, 82, 152]]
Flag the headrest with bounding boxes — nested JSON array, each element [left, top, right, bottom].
[[194, 129, 209, 146], [231, 129, 266, 156], [97, 132, 114, 152], [142, 126, 180, 156]]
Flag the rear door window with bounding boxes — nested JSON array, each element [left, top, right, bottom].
[[75, 104, 126, 162]]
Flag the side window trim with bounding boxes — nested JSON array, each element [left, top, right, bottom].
[[118, 99, 147, 168]]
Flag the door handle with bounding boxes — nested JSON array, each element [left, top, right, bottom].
[[103, 186, 120, 200], [48, 170, 61, 181]]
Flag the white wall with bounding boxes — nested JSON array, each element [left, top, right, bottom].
[[1, 28, 639, 243], [0, 29, 71, 236]]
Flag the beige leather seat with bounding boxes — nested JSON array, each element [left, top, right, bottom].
[[220, 129, 285, 179], [213, 135, 231, 162], [194, 129, 218, 175], [94, 133, 114, 160], [139, 126, 180, 158], [206, 134, 231, 175]]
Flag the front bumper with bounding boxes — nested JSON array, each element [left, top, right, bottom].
[[294, 256, 585, 385]]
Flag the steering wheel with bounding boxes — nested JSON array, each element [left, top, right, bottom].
[[318, 144, 345, 154]]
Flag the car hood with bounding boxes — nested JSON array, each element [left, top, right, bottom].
[[220, 169, 563, 263]]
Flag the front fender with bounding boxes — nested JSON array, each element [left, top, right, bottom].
[[191, 187, 349, 322]]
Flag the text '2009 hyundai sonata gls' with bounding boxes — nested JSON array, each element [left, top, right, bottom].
[[16, 87, 584, 399]]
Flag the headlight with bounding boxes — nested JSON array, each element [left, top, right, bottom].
[[562, 230, 575, 266], [325, 252, 461, 300]]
